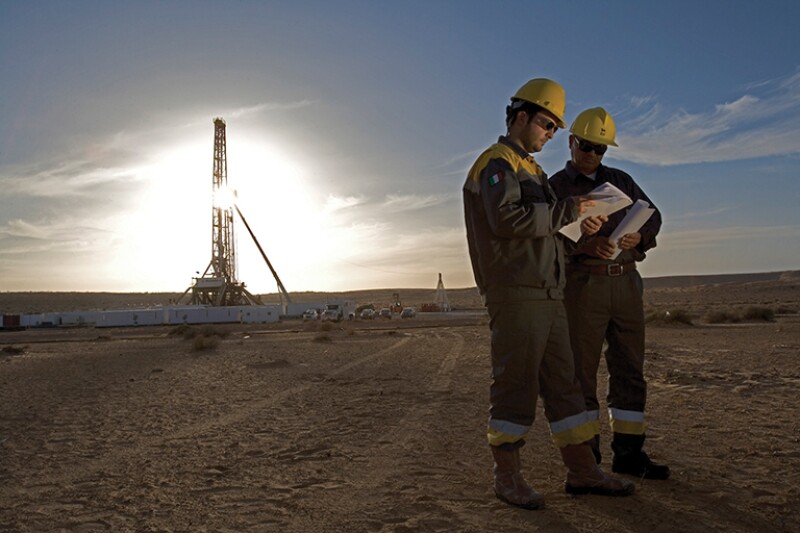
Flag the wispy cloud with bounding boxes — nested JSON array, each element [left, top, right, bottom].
[[0, 159, 143, 198], [0, 217, 113, 254], [380, 193, 450, 213], [323, 194, 364, 213], [659, 224, 799, 249], [612, 70, 800, 166]]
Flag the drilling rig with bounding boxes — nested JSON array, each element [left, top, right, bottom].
[[178, 118, 285, 307]]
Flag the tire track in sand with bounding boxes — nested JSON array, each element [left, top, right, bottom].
[[12, 335, 412, 493]]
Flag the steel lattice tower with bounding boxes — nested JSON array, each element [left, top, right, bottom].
[[178, 118, 261, 306], [210, 118, 236, 281]]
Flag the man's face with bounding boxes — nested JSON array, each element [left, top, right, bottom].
[[520, 111, 559, 153], [570, 135, 606, 174]]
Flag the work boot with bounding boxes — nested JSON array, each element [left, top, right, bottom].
[[491, 444, 545, 510], [559, 443, 635, 496], [611, 433, 670, 480], [589, 434, 602, 464]]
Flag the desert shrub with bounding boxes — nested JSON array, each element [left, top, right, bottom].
[[197, 325, 229, 339], [774, 305, 798, 315], [645, 310, 664, 323], [313, 334, 332, 343], [704, 310, 741, 324], [646, 308, 693, 325], [170, 324, 229, 340], [319, 322, 334, 332], [192, 335, 220, 351], [742, 306, 775, 322], [663, 308, 693, 325], [168, 324, 193, 338], [1, 345, 25, 355]]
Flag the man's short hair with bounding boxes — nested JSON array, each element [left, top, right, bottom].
[[506, 100, 545, 129]]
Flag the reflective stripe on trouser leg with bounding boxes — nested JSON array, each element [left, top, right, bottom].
[[485, 299, 551, 446], [606, 271, 647, 428], [609, 407, 646, 435], [487, 419, 530, 447], [549, 411, 599, 447], [538, 301, 598, 447]]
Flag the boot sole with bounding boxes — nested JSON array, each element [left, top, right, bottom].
[[565, 483, 635, 497], [495, 491, 545, 510], [612, 466, 671, 480]]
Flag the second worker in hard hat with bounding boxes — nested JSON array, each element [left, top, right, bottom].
[[549, 107, 669, 480], [463, 81, 635, 511]]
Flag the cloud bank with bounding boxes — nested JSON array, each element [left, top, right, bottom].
[[614, 70, 800, 166]]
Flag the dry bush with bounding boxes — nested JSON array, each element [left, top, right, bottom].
[[1, 345, 25, 355], [705, 310, 741, 324], [646, 308, 693, 325], [192, 335, 220, 351], [774, 305, 798, 315], [168, 324, 192, 338], [313, 334, 332, 343], [170, 324, 230, 340], [319, 322, 334, 332], [742, 306, 775, 322], [664, 308, 693, 325]]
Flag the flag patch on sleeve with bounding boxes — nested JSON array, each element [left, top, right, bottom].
[[488, 172, 504, 186]]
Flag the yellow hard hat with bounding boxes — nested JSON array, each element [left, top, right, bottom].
[[511, 78, 567, 128], [570, 107, 619, 147]]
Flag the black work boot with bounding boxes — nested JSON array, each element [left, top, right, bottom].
[[611, 433, 670, 480]]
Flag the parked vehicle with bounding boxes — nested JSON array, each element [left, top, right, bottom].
[[360, 308, 376, 319], [400, 307, 416, 319], [379, 308, 392, 319], [302, 309, 319, 321]]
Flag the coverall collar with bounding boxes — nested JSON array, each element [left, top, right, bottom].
[[498, 135, 535, 161], [564, 160, 605, 182]]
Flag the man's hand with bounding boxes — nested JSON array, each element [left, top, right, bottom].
[[617, 232, 641, 250], [579, 236, 616, 259], [581, 215, 608, 236], [573, 197, 596, 215]]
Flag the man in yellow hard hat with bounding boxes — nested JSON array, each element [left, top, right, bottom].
[[463, 81, 634, 510], [549, 107, 669, 480]]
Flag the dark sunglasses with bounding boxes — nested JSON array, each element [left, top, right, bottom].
[[532, 114, 559, 133], [576, 138, 608, 155]]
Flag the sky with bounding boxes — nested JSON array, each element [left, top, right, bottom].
[[1, 1, 799, 294]]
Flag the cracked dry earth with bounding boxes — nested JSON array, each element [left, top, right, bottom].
[[1, 314, 798, 532]]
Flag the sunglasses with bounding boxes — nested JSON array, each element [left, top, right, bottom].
[[576, 138, 608, 155], [531, 114, 559, 133]]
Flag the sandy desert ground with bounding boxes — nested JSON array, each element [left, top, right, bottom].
[[1, 273, 798, 532]]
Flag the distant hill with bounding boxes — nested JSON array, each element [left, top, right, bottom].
[[1, 271, 797, 314], [642, 270, 799, 289]]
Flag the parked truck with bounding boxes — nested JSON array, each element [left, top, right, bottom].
[[320, 301, 356, 322]]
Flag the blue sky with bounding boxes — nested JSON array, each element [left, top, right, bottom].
[[1, 1, 798, 293]]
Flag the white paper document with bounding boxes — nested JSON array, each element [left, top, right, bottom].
[[559, 182, 632, 242], [607, 199, 655, 259]]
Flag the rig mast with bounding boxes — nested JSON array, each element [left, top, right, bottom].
[[179, 118, 261, 306]]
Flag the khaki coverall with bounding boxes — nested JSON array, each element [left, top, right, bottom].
[[463, 137, 597, 448], [549, 161, 662, 436]]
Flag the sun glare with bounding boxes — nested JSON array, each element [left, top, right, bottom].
[[105, 126, 356, 293], [226, 136, 333, 292]]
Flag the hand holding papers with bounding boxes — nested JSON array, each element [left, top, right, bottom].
[[607, 199, 655, 259], [559, 182, 632, 242]]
